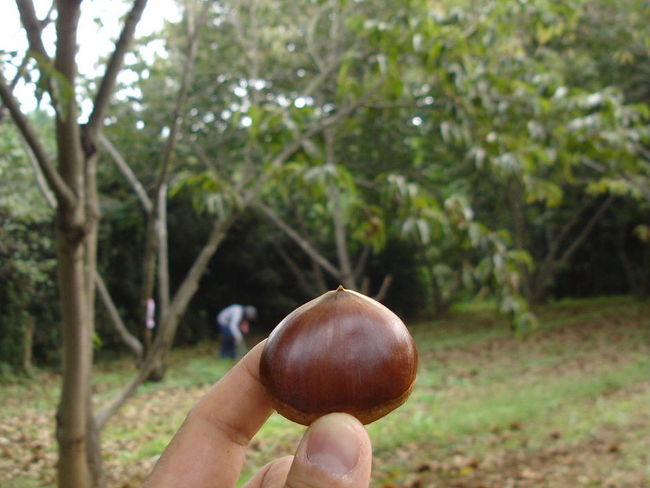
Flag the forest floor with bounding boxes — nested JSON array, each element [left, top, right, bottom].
[[1, 296, 649, 488]]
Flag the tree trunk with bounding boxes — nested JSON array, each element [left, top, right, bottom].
[[54, 211, 92, 488], [3, 2, 148, 486], [508, 178, 534, 302], [23, 316, 35, 372], [529, 194, 614, 303]]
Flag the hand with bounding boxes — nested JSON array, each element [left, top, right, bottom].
[[143, 341, 372, 488]]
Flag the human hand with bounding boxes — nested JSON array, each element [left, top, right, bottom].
[[143, 341, 373, 488]]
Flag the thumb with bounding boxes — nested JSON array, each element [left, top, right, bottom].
[[284, 413, 372, 488]]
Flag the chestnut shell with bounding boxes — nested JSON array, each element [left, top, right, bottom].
[[259, 286, 418, 425]]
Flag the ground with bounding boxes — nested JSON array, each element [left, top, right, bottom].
[[0, 296, 648, 487]]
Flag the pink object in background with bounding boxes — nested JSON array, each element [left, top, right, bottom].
[[146, 298, 156, 329]]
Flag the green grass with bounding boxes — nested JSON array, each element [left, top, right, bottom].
[[1, 296, 649, 488]]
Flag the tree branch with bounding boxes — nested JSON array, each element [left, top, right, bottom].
[[353, 245, 371, 282], [559, 194, 614, 264], [0, 70, 76, 207], [373, 274, 393, 302], [96, 213, 237, 429], [533, 194, 615, 296], [99, 134, 152, 212], [270, 238, 320, 298], [15, 0, 51, 61], [242, 94, 371, 204], [154, 0, 205, 189], [324, 129, 355, 288], [254, 200, 342, 280], [95, 273, 143, 360], [86, 0, 149, 138], [22, 137, 58, 209], [156, 182, 170, 313]]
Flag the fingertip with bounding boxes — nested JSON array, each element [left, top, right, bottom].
[[287, 413, 372, 487]]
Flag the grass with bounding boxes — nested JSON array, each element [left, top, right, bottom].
[[1, 296, 648, 488]]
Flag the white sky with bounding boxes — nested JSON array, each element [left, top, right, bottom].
[[2, 0, 182, 115]]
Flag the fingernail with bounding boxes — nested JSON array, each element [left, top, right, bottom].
[[306, 414, 361, 477]]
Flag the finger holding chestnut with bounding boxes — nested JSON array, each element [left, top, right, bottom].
[[260, 286, 418, 425]]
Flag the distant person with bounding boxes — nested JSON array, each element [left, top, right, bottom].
[[216, 304, 257, 359]]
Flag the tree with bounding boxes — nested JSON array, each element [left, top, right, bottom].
[[0, 1, 148, 486], [401, 0, 650, 303]]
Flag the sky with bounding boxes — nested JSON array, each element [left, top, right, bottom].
[[2, 0, 181, 115]]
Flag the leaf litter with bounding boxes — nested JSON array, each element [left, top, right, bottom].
[[1, 298, 648, 487]]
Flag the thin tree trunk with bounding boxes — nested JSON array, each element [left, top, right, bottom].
[[95, 215, 236, 427], [508, 178, 533, 301], [324, 128, 356, 289], [271, 239, 320, 298], [52, 2, 95, 485], [55, 217, 92, 488], [95, 273, 143, 359], [5, 1, 148, 486], [255, 200, 342, 280], [23, 316, 35, 372], [138, 2, 203, 378], [531, 194, 614, 302], [157, 183, 170, 314]]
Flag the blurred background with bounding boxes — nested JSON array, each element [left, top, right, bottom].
[[0, 0, 648, 487]]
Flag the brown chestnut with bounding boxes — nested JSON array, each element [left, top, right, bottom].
[[259, 286, 418, 425]]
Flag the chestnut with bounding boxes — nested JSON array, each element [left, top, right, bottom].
[[260, 286, 418, 425]]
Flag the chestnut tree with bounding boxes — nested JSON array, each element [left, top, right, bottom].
[[0, 1, 148, 486]]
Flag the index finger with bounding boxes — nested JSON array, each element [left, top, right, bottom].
[[144, 340, 274, 488]]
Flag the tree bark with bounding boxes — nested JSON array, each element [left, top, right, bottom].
[[51, 3, 96, 486]]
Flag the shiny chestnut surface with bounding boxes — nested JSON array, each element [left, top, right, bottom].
[[260, 286, 418, 425]]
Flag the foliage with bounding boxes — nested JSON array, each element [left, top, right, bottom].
[[3, 0, 650, 358], [0, 120, 58, 372]]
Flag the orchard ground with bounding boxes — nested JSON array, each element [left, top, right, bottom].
[[1, 296, 648, 488]]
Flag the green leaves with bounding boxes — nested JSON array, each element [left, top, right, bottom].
[[29, 52, 76, 121]]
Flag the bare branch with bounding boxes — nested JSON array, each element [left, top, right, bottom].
[[190, 138, 220, 176], [254, 201, 342, 280], [0, 70, 76, 206], [99, 134, 152, 212], [373, 274, 393, 302], [96, 210, 238, 428], [324, 128, 355, 287], [12, 118, 140, 364], [156, 182, 170, 313], [22, 138, 57, 209], [86, 0, 149, 138], [9, 53, 32, 92], [534, 194, 615, 296], [243, 94, 371, 203], [270, 238, 320, 298], [95, 273, 143, 360], [306, 5, 328, 72], [15, 0, 51, 62], [353, 245, 371, 281], [559, 194, 614, 264], [155, 0, 205, 188], [311, 258, 329, 294]]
